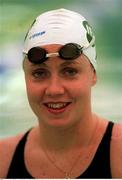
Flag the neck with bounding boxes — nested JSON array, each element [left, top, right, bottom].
[[38, 113, 98, 151]]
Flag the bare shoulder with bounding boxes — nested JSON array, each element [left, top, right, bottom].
[[0, 133, 24, 178], [111, 122, 122, 178], [112, 122, 122, 139]]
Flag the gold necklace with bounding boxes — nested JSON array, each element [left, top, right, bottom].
[[43, 146, 83, 178], [42, 119, 99, 178]]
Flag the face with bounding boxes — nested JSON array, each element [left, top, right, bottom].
[[23, 44, 97, 129]]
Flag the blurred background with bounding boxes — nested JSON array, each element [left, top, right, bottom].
[[0, 0, 122, 138]]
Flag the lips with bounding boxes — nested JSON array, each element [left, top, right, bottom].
[[43, 102, 71, 114]]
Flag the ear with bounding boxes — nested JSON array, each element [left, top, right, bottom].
[[92, 70, 97, 86]]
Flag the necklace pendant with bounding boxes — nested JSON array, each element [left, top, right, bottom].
[[65, 174, 70, 179], [65, 176, 70, 179]]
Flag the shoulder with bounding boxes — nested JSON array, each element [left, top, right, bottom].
[[112, 122, 122, 139], [0, 133, 24, 178], [111, 122, 122, 178]]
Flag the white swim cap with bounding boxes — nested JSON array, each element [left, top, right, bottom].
[[23, 8, 97, 70]]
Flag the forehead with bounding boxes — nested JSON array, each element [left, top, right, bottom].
[[24, 57, 91, 73], [41, 44, 63, 52]]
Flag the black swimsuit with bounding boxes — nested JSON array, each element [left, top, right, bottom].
[[6, 121, 114, 178]]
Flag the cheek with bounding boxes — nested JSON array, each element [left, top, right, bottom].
[[68, 78, 92, 98], [25, 79, 43, 103]]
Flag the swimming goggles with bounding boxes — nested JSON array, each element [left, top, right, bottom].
[[26, 38, 95, 64]]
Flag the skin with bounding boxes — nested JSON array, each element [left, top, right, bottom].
[[23, 44, 96, 129], [0, 44, 122, 178], [23, 44, 97, 150]]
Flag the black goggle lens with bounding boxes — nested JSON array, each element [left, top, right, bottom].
[[28, 47, 47, 64], [59, 43, 82, 60], [27, 43, 82, 64]]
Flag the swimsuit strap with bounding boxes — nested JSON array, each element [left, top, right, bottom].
[[6, 128, 33, 178], [77, 121, 114, 178]]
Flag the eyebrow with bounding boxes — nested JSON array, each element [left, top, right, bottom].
[[30, 60, 80, 69], [30, 62, 48, 68], [60, 61, 80, 67]]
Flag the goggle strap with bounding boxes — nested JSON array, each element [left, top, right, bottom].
[[46, 52, 59, 58], [82, 36, 95, 50]]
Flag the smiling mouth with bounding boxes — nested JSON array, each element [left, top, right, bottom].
[[44, 102, 71, 110]]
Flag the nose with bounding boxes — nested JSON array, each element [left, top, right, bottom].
[[45, 75, 65, 97]]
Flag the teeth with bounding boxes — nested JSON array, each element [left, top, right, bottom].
[[47, 103, 67, 109]]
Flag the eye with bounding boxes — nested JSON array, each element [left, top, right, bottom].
[[32, 68, 49, 79], [62, 67, 78, 77]]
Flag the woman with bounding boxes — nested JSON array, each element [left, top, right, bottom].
[[0, 8, 122, 178]]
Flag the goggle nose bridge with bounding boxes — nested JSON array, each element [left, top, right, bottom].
[[46, 52, 59, 58]]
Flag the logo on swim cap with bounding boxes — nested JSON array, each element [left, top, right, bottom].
[[83, 21, 95, 47], [29, 31, 46, 40]]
